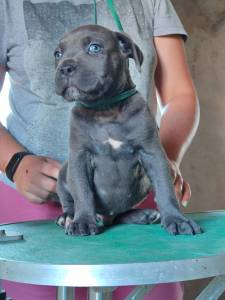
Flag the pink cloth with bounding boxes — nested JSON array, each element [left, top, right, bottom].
[[0, 182, 183, 300]]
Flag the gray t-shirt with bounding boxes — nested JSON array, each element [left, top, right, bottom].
[[0, 0, 187, 186]]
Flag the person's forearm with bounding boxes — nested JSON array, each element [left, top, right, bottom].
[[0, 66, 25, 173], [159, 92, 200, 166], [0, 122, 26, 172]]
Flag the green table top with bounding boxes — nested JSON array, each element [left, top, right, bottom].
[[1, 211, 225, 287]]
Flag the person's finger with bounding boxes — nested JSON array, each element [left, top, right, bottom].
[[45, 157, 62, 168], [40, 160, 61, 180], [181, 181, 191, 207], [26, 173, 57, 199], [174, 173, 183, 201], [169, 162, 177, 183], [24, 191, 47, 204], [33, 174, 57, 193], [26, 183, 51, 200]]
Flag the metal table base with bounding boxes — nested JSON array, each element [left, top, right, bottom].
[[57, 287, 75, 300], [88, 287, 115, 300], [57, 286, 154, 300], [195, 274, 225, 300], [56, 279, 225, 300]]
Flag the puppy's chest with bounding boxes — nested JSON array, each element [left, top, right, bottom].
[[90, 123, 134, 157]]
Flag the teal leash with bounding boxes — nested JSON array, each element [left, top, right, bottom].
[[81, 0, 132, 111], [93, 0, 123, 31], [106, 0, 123, 31], [93, 0, 97, 24]]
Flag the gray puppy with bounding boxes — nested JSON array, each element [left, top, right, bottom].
[[54, 24, 202, 236]]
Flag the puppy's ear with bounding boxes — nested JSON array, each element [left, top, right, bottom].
[[115, 31, 143, 72]]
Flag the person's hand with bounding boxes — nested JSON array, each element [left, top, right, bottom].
[[13, 155, 62, 204], [169, 160, 191, 207]]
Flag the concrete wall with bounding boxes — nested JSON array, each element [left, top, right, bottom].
[[171, 1, 225, 298]]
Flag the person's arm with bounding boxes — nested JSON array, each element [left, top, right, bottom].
[[0, 65, 61, 203], [153, 35, 200, 205], [0, 66, 26, 171]]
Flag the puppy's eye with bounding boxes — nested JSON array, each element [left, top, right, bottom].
[[88, 43, 103, 54], [54, 50, 63, 60]]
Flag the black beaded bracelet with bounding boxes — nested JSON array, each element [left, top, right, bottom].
[[5, 151, 33, 182]]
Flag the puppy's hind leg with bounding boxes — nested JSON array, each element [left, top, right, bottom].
[[56, 163, 74, 228], [113, 209, 160, 225]]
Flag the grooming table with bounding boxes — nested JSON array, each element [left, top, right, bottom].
[[1, 211, 225, 300]]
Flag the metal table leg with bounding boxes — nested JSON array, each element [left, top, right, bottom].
[[88, 287, 115, 300], [57, 287, 75, 300], [125, 285, 154, 300], [196, 275, 225, 300]]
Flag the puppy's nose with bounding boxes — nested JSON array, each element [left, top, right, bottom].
[[59, 64, 76, 77]]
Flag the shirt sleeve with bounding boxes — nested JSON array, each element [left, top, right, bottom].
[[152, 0, 188, 41], [0, 0, 8, 66]]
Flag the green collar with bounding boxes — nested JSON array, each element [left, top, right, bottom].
[[74, 87, 137, 110]]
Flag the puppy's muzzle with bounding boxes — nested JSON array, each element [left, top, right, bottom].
[[59, 64, 76, 78]]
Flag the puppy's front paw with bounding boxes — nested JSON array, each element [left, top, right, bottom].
[[114, 209, 160, 225], [161, 215, 203, 235], [56, 213, 74, 228], [65, 218, 102, 236]]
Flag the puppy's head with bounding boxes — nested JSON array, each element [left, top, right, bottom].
[[55, 25, 143, 103]]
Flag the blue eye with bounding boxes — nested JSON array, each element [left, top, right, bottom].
[[54, 50, 63, 60], [88, 43, 102, 54]]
